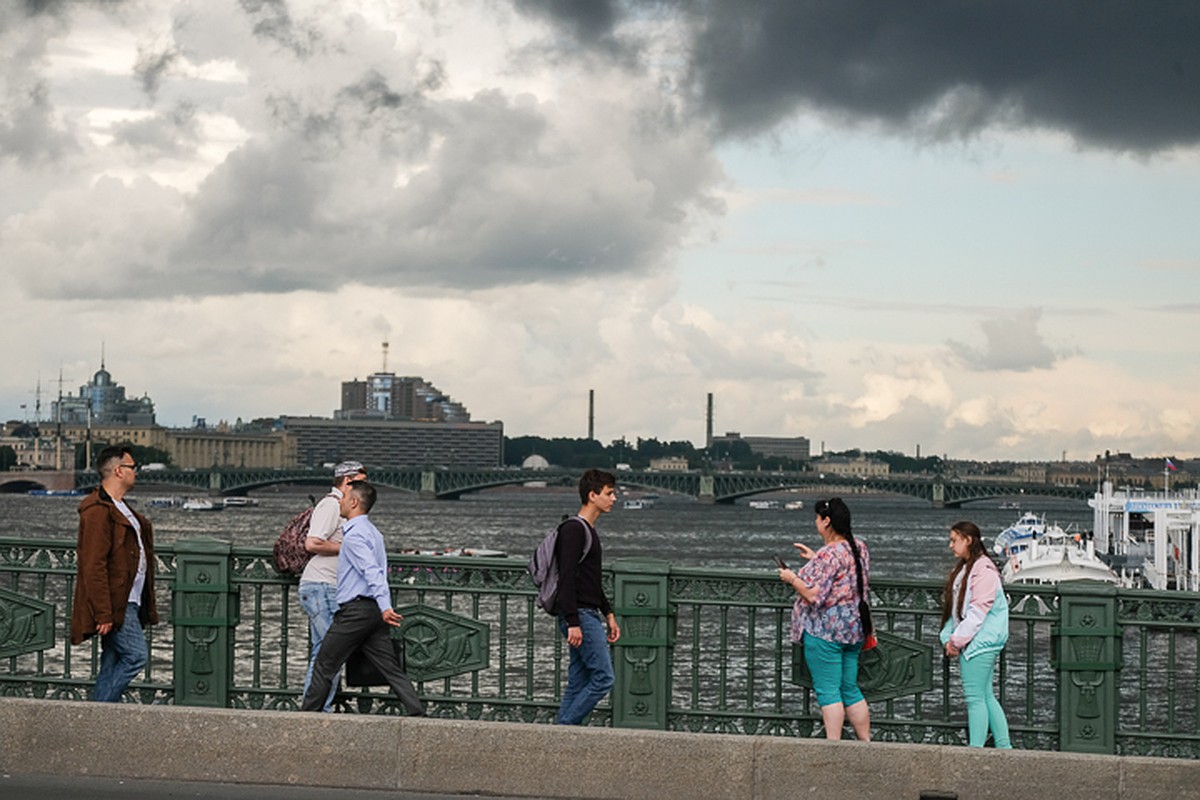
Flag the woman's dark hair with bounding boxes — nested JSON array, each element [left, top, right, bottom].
[[816, 497, 873, 638], [940, 520, 987, 628]]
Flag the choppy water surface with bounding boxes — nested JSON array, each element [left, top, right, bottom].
[[0, 486, 1095, 581]]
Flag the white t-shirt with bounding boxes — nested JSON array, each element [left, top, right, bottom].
[[299, 490, 344, 585], [113, 499, 147, 605]]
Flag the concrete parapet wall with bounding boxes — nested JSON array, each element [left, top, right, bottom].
[[1, 698, 1197, 800]]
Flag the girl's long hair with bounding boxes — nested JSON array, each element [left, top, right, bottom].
[[940, 521, 987, 627], [816, 497, 873, 638]]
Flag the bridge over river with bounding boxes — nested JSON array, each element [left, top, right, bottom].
[[0, 466, 1095, 507]]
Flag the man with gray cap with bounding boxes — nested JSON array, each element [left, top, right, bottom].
[[298, 460, 366, 711]]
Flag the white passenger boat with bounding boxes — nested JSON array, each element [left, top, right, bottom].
[[1001, 524, 1123, 586], [622, 499, 651, 510], [181, 498, 223, 512], [147, 496, 184, 508], [992, 511, 1048, 556], [221, 497, 259, 508], [784, 500, 805, 510], [748, 500, 780, 510]]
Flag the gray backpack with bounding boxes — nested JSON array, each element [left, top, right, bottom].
[[528, 516, 593, 615]]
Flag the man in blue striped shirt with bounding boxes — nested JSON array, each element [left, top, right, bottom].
[[300, 481, 424, 715]]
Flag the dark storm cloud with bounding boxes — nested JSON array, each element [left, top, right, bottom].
[[512, 0, 620, 44], [156, 80, 714, 297], [0, 80, 76, 163], [134, 46, 179, 100], [520, 0, 1200, 153], [238, 0, 321, 58]]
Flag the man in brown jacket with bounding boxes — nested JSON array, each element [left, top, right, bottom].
[[71, 445, 159, 701]]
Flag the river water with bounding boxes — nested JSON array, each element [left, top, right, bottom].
[[0, 485, 1096, 581]]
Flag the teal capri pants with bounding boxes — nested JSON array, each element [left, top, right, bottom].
[[803, 631, 865, 707]]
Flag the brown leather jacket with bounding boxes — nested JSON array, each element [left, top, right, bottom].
[[70, 487, 159, 645]]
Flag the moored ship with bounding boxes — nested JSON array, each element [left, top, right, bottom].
[[1090, 481, 1200, 591]]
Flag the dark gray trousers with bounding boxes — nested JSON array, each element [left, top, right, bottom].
[[300, 598, 424, 715]]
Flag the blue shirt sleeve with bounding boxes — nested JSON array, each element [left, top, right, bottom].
[[339, 520, 391, 613]]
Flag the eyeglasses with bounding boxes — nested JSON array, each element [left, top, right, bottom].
[[119, 462, 140, 473]]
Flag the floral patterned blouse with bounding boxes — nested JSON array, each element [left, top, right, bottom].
[[790, 539, 870, 645]]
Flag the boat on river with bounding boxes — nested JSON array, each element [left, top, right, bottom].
[[1090, 481, 1200, 591], [221, 497, 259, 508], [181, 498, 222, 512], [1001, 524, 1123, 585], [992, 511, 1048, 556]]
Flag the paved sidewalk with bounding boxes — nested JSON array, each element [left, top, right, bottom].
[[0, 773, 558, 800]]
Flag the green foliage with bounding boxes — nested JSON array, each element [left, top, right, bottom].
[[0, 445, 16, 471], [505, 435, 806, 471]]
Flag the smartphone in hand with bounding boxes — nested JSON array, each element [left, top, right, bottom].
[[772, 555, 789, 570]]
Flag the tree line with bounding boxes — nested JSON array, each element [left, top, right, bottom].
[[503, 436, 946, 473]]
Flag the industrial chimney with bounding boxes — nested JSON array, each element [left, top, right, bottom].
[[588, 389, 595, 441]]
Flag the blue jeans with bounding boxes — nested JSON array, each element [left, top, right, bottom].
[[92, 602, 148, 702], [961, 650, 1012, 748], [802, 631, 865, 708], [299, 581, 341, 711], [556, 608, 614, 725]]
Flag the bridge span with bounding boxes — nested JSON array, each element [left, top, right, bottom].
[[21, 466, 1097, 507]]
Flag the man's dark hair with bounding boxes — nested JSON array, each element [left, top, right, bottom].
[[578, 468, 616, 505], [96, 445, 132, 478], [346, 479, 377, 513]]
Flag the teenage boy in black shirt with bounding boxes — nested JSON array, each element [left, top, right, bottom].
[[554, 468, 621, 724]]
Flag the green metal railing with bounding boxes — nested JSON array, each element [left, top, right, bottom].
[[1, 537, 1197, 757]]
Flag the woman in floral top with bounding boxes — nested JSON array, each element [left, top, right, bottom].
[[778, 497, 872, 740]]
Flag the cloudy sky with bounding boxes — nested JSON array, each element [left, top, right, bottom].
[[2, 0, 1198, 461]]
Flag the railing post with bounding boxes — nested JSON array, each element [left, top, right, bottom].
[[1053, 581, 1120, 754], [172, 537, 239, 708], [610, 557, 672, 729]]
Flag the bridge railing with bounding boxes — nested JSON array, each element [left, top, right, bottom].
[[0, 537, 1195, 757]]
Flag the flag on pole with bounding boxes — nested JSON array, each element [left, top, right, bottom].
[[1166, 458, 1178, 471]]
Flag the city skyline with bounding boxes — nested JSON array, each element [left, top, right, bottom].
[[2, 3, 1198, 461]]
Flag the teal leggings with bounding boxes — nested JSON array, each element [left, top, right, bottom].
[[960, 650, 1012, 748]]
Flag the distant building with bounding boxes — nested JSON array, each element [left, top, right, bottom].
[[710, 432, 811, 462], [339, 374, 470, 423], [1013, 463, 1048, 483], [51, 362, 156, 426], [56, 421, 297, 470], [59, 422, 168, 453], [0, 433, 77, 470], [165, 428, 297, 469], [818, 455, 889, 478], [281, 416, 504, 467], [649, 456, 689, 472]]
